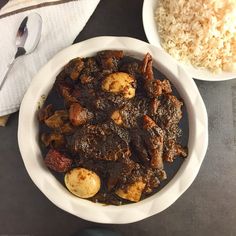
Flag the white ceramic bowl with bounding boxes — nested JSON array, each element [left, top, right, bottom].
[[142, 0, 236, 81], [18, 36, 208, 224]]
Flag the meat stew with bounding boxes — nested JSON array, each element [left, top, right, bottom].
[[38, 50, 188, 205]]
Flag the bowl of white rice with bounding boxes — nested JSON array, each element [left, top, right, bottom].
[[143, 0, 236, 81]]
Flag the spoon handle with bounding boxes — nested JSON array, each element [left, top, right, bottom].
[[0, 59, 15, 90], [0, 47, 26, 90]]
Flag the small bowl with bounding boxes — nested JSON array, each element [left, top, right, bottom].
[[142, 0, 236, 81], [18, 36, 208, 223]]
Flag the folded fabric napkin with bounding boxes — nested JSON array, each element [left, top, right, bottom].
[[0, 0, 100, 117]]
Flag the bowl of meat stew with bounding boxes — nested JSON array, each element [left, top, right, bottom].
[[18, 37, 208, 223]]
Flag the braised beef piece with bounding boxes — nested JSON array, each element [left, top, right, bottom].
[[105, 157, 137, 192], [141, 53, 172, 98], [130, 131, 150, 164], [120, 61, 140, 76], [38, 104, 53, 122], [41, 133, 65, 149], [142, 115, 164, 169], [157, 94, 183, 127], [130, 115, 164, 169], [164, 139, 188, 162], [78, 57, 99, 85], [44, 110, 68, 129], [38, 50, 188, 205], [69, 124, 131, 162], [104, 93, 128, 110], [106, 162, 124, 191], [141, 53, 154, 81], [116, 97, 149, 128], [97, 50, 124, 73], [80, 74, 95, 84], [69, 102, 94, 126], [56, 81, 78, 105], [149, 98, 160, 116], [59, 122, 75, 135], [109, 121, 130, 144], [143, 168, 161, 194], [44, 149, 72, 172], [83, 57, 100, 74], [64, 57, 84, 80]]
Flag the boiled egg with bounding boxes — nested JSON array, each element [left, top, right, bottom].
[[65, 167, 100, 198]]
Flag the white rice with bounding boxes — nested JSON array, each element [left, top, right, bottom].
[[155, 0, 236, 73]]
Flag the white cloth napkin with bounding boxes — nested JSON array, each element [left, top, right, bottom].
[[0, 0, 100, 116]]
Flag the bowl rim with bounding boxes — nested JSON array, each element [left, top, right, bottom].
[[142, 0, 236, 81], [18, 36, 208, 224]]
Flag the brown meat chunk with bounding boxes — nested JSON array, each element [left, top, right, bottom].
[[44, 149, 72, 172], [120, 61, 140, 76], [164, 139, 188, 162], [144, 79, 173, 98], [97, 50, 124, 72], [64, 57, 84, 80], [98, 50, 124, 60], [57, 81, 78, 105], [82, 57, 100, 75], [80, 75, 94, 84], [57, 81, 71, 97], [143, 114, 156, 129], [69, 103, 93, 126], [167, 95, 183, 121], [143, 168, 160, 194], [106, 162, 123, 191], [45, 110, 68, 129], [161, 79, 172, 94], [141, 53, 154, 80], [149, 98, 160, 115], [143, 115, 164, 169], [157, 94, 183, 127], [130, 132, 150, 164], [144, 80, 162, 97], [141, 54, 172, 97], [113, 98, 149, 129], [41, 133, 65, 148], [157, 169, 167, 181], [59, 122, 75, 135], [38, 104, 53, 122], [69, 124, 131, 161], [147, 136, 164, 169]]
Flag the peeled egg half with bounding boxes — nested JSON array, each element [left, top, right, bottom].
[[65, 167, 101, 198]]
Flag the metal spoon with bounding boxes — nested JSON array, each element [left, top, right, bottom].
[[0, 12, 42, 90]]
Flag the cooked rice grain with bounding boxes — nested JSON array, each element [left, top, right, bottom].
[[155, 0, 236, 73]]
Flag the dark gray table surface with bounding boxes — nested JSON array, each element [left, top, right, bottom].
[[0, 0, 236, 235]]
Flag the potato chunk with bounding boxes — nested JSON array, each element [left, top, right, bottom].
[[111, 110, 123, 125], [102, 72, 136, 99], [115, 180, 146, 202]]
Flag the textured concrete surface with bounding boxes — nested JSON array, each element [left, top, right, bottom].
[[0, 0, 236, 235]]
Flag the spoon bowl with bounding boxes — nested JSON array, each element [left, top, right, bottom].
[[22, 13, 42, 54]]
